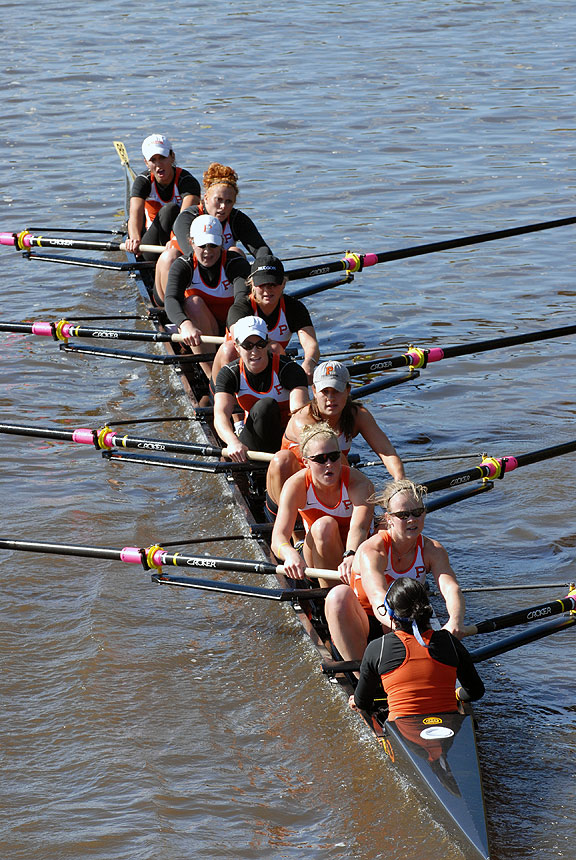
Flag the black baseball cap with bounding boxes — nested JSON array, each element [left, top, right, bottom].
[[250, 255, 285, 286]]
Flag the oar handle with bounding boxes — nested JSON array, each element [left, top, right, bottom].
[[462, 624, 478, 637], [220, 448, 274, 463], [170, 333, 225, 345], [276, 565, 342, 582], [118, 242, 166, 255]]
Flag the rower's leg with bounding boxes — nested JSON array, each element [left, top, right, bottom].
[[324, 584, 370, 668], [182, 295, 220, 379], [154, 246, 181, 304], [239, 398, 283, 453], [303, 516, 343, 587], [266, 449, 301, 505]]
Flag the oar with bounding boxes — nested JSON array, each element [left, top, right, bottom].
[[0, 538, 342, 582], [0, 320, 224, 345], [150, 572, 329, 602], [470, 614, 576, 663], [0, 231, 165, 255], [462, 594, 576, 636], [343, 322, 576, 378], [285, 214, 576, 281], [0, 421, 273, 463], [422, 439, 576, 495]]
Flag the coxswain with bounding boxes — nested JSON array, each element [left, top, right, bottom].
[[163, 214, 250, 379], [325, 478, 466, 666], [125, 134, 200, 260], [211, 254, 320, 384], [213, 316, 309, 460], [155, 162, 272, 301], [266, 360, 404, 518], [349, 578, 484, 720], [271, 423, 374, 589]]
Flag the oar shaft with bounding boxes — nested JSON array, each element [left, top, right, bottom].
[[470, 614, 576, 663], [0, 421, 272, 463], [0, 538, 339, 580], [285, 214, 576, 281], [0, 320, 223, 345], [423, 438, 576, 494], [463, 595, 576, 637], [345, 322, 576, 377], [0, 231, 164, 255]]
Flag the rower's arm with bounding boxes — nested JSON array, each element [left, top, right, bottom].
[[289, 386, 310, 414], [213, 391, 249, 462], [357, 541, 393, 631], [355, 407, 405, 479], [180, 193, 201, 210], [427, 540, 466, 639], [338, 475, 375, 583], [297, 326, 320, 383], [271, 476, 307, 578], [126, 196, 145, 251]]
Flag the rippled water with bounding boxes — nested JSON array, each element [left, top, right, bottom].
[[2, 2, 575, 858]]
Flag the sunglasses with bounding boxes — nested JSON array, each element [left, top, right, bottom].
[[387, 507, 426, 520], [239, 339, 268, 351], [306, 451, 341, 464]]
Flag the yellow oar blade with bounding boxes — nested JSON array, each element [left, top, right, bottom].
[[113, 140, 136, 180]]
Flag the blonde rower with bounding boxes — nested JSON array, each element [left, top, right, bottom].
[[325, 479, 466, 666], [272, 423, 374, 588]]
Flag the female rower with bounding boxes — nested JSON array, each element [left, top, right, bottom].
[[125, 134, 200, 260], [265, 360, 404, 516], [163, 214, 250, 379], [325, 478, 466, 665], [211, 254, 320, 384], [349, 578, 484, 719], [213, 316, 309, 459], [271, 423, 374, 588], [155, 162, 271, 300]]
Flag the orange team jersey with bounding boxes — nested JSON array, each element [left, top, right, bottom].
[[168, 202, 234, 252], [299, 465, 353, 545], [236, 353, 291, 423], [144, 167, 184, 228], [281, 429, 350, 467], [183, 250, 233, 325], [382, 630, 458, 721], [349, 532, 427, 616]]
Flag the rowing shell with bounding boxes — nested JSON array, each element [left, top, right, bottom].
[[119, 179, 491, 859]]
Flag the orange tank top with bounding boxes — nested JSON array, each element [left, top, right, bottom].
[[299, 465, 353, 544], [349, 532, 427, 616], [383, 630, 458, 721]]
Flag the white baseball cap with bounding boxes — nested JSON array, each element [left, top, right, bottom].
[[313, 360, 350, 392], [234, 316, 268, 344], [141, 134, 172, 160], [190, 214, 223, 247]]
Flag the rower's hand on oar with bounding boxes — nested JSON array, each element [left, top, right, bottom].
[[223, 437, 249, 463], [338, 556, 355, 584], [178, 320, 204, 348], [442, 619, 466, 641], [348, 695, 361, 713], [124, 236, 141, 254], [281, 546, 307, 579]]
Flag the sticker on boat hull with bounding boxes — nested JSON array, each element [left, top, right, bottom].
[[420, 726, 455, 739]]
